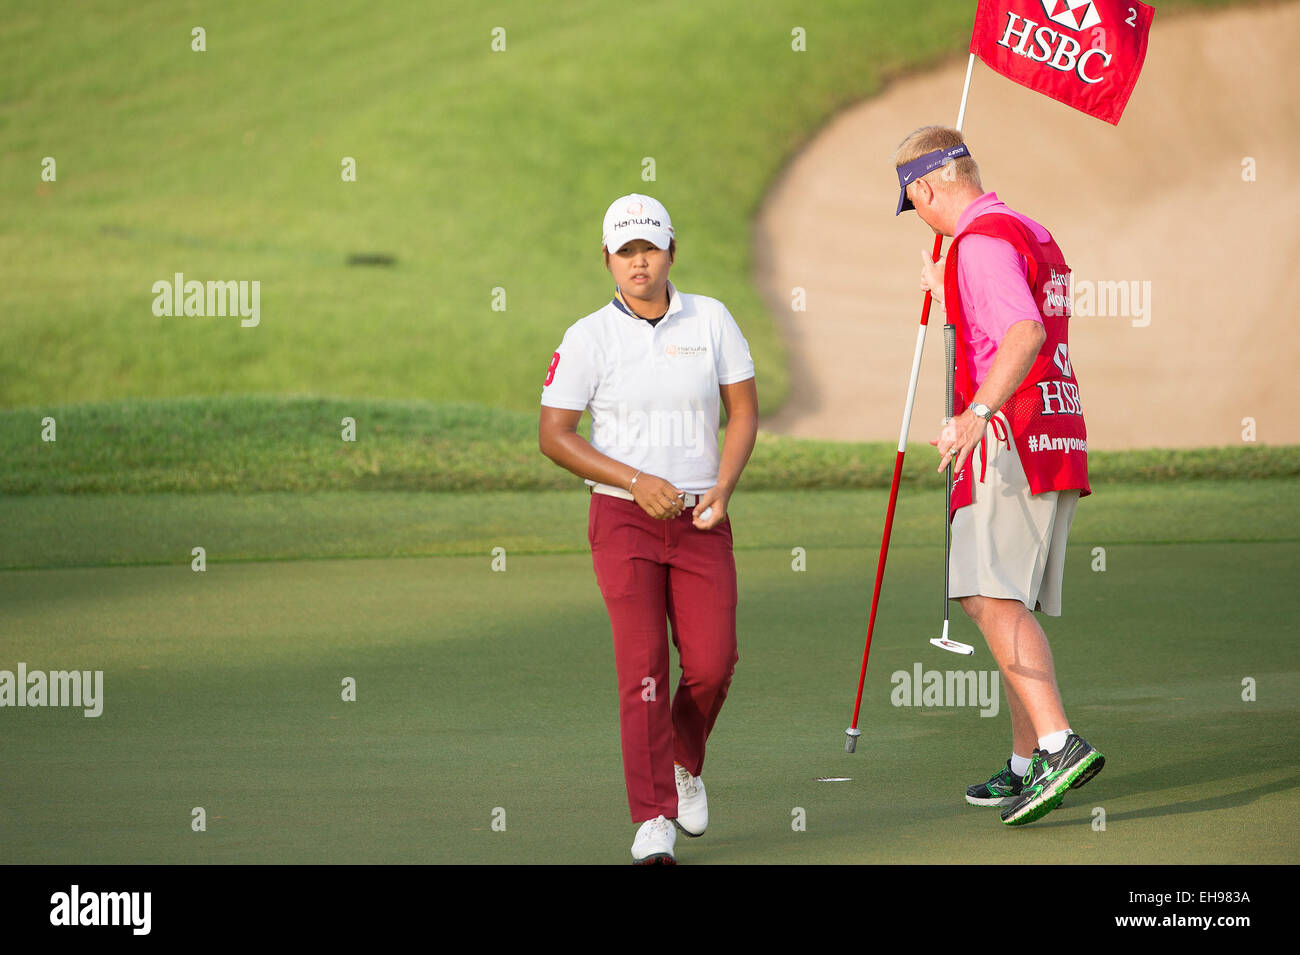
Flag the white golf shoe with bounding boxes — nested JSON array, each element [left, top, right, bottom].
[[673, 763, 708, 837], [631, 814, 676, 865]]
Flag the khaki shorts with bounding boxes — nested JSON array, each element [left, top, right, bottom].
[[948, 413, 1079, 616]]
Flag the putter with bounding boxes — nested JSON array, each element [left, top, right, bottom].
[[931, 322, 974, 656]]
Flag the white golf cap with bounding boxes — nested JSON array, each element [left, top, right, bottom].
[[602, 194, 674, 252]]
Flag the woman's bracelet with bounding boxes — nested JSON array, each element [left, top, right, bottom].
[[628, 470, 642, 493]]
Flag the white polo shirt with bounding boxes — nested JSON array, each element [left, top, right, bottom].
[[540, 281, 755, 494]]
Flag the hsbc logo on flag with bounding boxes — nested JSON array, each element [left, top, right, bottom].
[[1040, 0, 1101, 32], [970, 0, 1154, 125], [997, 7, 1111, 85]]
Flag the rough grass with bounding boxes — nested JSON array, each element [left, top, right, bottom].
[[3, 396, 1297, 495]]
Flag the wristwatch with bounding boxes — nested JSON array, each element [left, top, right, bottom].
[[970, 402, 994, 421]]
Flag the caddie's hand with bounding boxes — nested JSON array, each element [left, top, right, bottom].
[[920, 249, 945, 306], [930, 409, 985, 474], [691, 485, 730, 531], [631, 473, 685, 520]]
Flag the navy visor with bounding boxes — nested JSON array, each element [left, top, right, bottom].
[[895, 144, 971, 215]]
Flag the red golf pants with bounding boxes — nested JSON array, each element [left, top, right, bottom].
[[588, 492, 739, 823]]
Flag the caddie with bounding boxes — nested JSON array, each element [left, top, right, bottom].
[[894, 124, 1104, 826]]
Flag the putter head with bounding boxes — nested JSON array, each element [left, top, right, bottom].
[[844, 727, 861, 753], [930, 636, 975, 655]]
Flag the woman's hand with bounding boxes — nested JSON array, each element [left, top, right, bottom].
[[631, 472, 686, 520], [692, 485, 730, 530]]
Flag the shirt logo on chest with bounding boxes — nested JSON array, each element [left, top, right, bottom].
[[664, 344, 708, 358]]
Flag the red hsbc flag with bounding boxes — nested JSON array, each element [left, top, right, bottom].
[[969, 0, 1155, 125]]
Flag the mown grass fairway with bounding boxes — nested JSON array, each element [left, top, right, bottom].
[[2, 483, 1295, 864]]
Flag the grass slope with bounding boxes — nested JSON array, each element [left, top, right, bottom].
[[1, 0, 1247, 416]]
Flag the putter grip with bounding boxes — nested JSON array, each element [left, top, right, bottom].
[[944, 323, 955, 420]]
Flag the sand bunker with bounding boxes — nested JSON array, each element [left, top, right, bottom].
[[755, 2, 1300, 449]]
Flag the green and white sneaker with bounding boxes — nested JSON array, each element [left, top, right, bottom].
[[1001, 734, 1105, 827], [966, 760, 1023, 807]]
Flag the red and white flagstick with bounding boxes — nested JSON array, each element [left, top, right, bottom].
[[845, 54, 978, 754], [956, 53, 975, 132]]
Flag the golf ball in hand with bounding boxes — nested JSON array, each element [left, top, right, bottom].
[[699, 506, 713, 522]]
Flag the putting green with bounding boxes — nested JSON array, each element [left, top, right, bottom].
[[1, 485, 1295, 863]]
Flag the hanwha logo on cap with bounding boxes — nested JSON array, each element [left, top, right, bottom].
[[1040, 0, 1102, 31], [602, 193, 674, 251]]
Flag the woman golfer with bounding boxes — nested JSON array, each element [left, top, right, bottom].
[[539, 193, 758, 864]]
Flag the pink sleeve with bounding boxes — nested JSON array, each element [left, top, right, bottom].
[[956, 234, 1043, 345]]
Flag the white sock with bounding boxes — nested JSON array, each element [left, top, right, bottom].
[[1038, 729, 1072, 754], [1010, 753, 1032, 777]]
